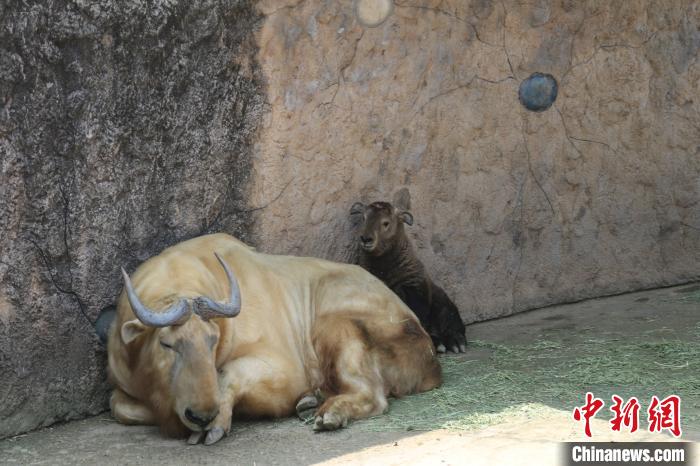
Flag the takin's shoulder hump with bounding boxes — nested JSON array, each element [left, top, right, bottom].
[[156, 234, 254, 263], [168, 233, 249, 253]]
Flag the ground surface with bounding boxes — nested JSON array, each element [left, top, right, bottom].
[[2, 283, 699, 465]]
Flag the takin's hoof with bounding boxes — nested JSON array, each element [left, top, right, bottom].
[[313, 412, 348, 431], [205, 427, 226, 445], [296, 394, 319, 419], [436, 344, 446, 353], [187, 431, 204, 445], [186, 427, 226, 446]]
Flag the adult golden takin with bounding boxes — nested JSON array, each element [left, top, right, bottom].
[[107, 233, 442, 445]]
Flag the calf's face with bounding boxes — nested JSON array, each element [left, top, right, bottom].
[[350, 201, 413, 256]]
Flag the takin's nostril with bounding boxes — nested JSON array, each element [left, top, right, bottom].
[[360, 236, 373, 244], [185, 408, 218, 428]]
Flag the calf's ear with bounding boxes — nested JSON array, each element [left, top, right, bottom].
[[398, 211, 414, 226], [350, 202, 365, 215], [121, 319, 148, 345]]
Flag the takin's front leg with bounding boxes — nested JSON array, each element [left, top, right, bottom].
[[110, 388, 155, 426], [188, 353, 305, 445]]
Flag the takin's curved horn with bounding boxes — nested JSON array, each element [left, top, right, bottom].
[[191, 252, 242, 321], [120, 268, 191, 327]]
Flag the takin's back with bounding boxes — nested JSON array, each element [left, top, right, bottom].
[[187, 234, 423, 347]]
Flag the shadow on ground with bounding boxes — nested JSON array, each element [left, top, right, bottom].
[[1, 283, 698, 465]]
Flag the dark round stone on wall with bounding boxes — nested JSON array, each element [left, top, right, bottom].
[[518, 73, 558, 112]]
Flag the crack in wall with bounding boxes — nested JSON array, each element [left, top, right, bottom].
[[24, 174, 95, 329], [320, 30, 365, 111], [521, 120, 555, 217], [393, 1, 501, 48], [510, 175, 527, 312], [393, 1, 518, 82], [240, 177, 293, 214], [561, 31, 658, 84], [499, 0, 519, 81], [415, 73, 515, 114], [27, 236, 93, 329]]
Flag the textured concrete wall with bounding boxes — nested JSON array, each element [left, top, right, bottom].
[[251, 0, 700, 321], [0, 0, 264, 439]]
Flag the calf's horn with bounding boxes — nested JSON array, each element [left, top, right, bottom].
[[350, 202, 365, 215], [120, 268, 191, 327], [191, 253, 242, 320]]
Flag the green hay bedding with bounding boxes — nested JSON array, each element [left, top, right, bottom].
[[356, 333, 700, 432], [670, 288, 700, 305]]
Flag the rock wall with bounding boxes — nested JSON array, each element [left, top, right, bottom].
[[0, 0, 264, 439], [251, 0, 700, 321]]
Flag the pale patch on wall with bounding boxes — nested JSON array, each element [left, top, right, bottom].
[[355, 0, 393, 28], [0, 293, 14, 327]]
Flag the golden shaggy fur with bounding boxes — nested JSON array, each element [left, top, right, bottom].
[[108, 233, 441, 440]]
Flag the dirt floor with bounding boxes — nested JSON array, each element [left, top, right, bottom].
[[2, 283, 699, 465]]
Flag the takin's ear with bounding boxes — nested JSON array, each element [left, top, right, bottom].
[[398, 211, 414, 226], [350, 202, 365, 216], [121, 319, 148, 345]]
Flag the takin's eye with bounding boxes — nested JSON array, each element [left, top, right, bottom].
[[160, 341, 175, 351], [382, 220, 390, 229]]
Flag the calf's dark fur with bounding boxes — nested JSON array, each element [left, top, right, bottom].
[[350, 201, 467, 353]]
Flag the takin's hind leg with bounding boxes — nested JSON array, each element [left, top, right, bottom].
[[313, 328, 388, 431], [110, 388, 155, 426]]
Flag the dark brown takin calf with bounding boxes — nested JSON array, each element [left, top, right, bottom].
[[350, 201, 467, 353]]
